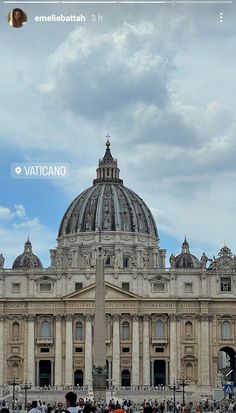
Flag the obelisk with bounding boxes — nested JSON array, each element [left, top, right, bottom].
[[93, 229, 107, 400]]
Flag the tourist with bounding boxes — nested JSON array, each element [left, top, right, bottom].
[[55, 403, 64, 413], [64, 392, 80, 413], [29, 401, 42, 413]]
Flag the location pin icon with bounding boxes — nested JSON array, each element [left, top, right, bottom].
[[15, 166, 22, 175]]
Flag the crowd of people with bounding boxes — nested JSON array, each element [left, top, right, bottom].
[[1, 392, 236, 413]]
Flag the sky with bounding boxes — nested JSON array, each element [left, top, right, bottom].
[[0, 1, 236, 268]]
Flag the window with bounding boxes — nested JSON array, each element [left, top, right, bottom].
[[185, 321, 193, 337], [222, 320, 231, 339], [105, 256, 111, 266], [40, 347, 50, 353], [39, 283, 52, 292], [75, 322, 83, 340], [12, 283, 21, 293], [75, 347, 83, 353], [155, 347, 164, 353], [220, 278, 231, 292], [184, 282, 193, 293], [123, 258, 129, 268], [122, 347, 130, 353], [153, 282, 165, 292], [155, 320, 164, 337], [75, 282, 83, 291], [122, 321, 130, 340], [40, 321, 51, 338], [122, 282, 130, 291], [186, 363, 193, 380], [12, 322, 20, 340]]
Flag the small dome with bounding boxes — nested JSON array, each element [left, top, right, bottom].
[[12, 239, 43, 269], [174, 238, 200, 269], [58, 140, 158, 238]]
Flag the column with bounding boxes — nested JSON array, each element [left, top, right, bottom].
[[0, 316, 4, 388], [84, 315, 93, 389], [55, 315, 62, 387], [27, 315, 35, 386], [165, 360, 169, 385], [51, 361, 54, 386], [143, 315, 150, 386], [35, 361, 39, 386], [65, 314, 73, 385], [197, 315, 202, 385], [27, 315, 35, 385], [151, 360, 154, 386], [201, 314, 210, 385], [176, 315, 181, 378], [169, 314, 177, 381], [112, 315, 120, 386], [132, 314, 140, 386]]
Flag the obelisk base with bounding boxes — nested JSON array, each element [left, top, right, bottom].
[[93, 372, 107, 401]]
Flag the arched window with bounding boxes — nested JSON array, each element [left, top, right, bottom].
[[75, 322, 83, 340], [41, 321, 51, 338], [122, 322, 130, 340], [222, 321, 231, 339], [185, 321, 193, 337], [186, 363, 193, 380], [12, 322, 20, 340], [156, 320, 164, 337]]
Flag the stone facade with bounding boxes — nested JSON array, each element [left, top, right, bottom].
[[1, 142, 236, 391]]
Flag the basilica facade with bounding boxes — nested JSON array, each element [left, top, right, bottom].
[[0, 141, 236, 391]]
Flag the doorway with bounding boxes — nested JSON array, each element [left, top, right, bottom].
[[154, 360, 166, 386], [39, 360, 51, 386]]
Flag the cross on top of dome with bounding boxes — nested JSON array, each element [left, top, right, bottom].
[[93, 137, 123, 185]]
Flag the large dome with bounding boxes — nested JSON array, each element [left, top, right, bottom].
[[58, 140, 158, 238]]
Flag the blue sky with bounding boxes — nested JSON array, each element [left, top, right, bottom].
[[0, 2, 236, 268]]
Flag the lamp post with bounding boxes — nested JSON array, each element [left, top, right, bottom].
[[7, 376, 21, 407], [21, 378, 32, 410], [177, 374, 190, 405], [168, 379, 180, 413]]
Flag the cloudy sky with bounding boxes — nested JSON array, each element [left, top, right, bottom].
[[0, 1, 236, 267]]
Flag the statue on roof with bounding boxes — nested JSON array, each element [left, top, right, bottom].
[[200, 252, 208, 269], [0, 254, 5, 269]]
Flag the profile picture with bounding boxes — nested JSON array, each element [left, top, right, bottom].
[[8, 8, 27, 28]]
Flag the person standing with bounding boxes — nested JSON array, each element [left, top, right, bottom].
[[29, 401, 42, 413], [64, 392, 80, 413]]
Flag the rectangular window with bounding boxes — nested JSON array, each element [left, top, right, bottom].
[[153, 282, 165, 292], [123, 257, 129, 268], [75, 282, 83, 291], [40, 347, 50, 353], [105, 256, 111, 266], [155, 347, 164, 353], [39, 283, 52, 292], [184, 282, 193, 293], [12, 283, 21, 293], [122, 347, 130, 353], [220, 278, 231, 292], [75, 347, 83, 353], [122, 282, 130, 291]]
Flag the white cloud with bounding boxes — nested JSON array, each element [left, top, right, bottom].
[[14, 204, 26, 218], [0, 206, 12, 221]]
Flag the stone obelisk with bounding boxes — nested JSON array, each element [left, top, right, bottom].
[[93, 229, 107, 400]]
